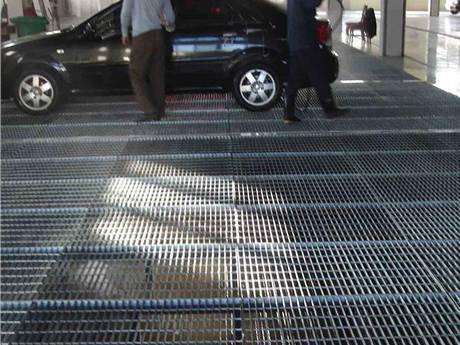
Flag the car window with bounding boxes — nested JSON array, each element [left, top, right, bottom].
[[94, 5, 122, 37], [173, 0, 236, 26], [229, 0, 264, 22]]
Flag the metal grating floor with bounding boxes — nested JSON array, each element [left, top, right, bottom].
[[1, 42, 459, 344]]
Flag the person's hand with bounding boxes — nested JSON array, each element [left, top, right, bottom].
[[122, 36, 130, 46], [160, 13, 167, 26], [160, 14, 175, 32]]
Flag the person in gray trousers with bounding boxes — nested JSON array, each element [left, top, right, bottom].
[[121, 0, 175, 122]]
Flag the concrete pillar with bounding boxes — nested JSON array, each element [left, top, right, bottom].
[[424, 16, 438, 85], [380, 0, 406, 57], [327, 0, 343, 33], [429, 0, 440, 17], [7, 0, 24, 19]]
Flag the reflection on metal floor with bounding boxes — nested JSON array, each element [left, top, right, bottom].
[[1, 43, 459, 344]]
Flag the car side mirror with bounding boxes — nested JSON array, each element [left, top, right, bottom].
[[83, 22, 99, 40]]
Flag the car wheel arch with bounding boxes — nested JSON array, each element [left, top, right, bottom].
[[7, 58, 71, 93], [229, 48, 283, 70], [225, 48, 284, 89]]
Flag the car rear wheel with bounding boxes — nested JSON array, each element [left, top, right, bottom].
[[14, 69, 61, 115], [233, 64, 281, 111]]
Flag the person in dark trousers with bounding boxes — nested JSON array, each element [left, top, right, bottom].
[[285, 0, 349, 123], [121, 0, 175, 122]]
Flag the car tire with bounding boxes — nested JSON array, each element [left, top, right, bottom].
[[233, 64, 281, 111], [14, 69, 62, 115]]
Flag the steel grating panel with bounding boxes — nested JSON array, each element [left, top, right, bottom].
[[4, 105, 460, 128], [1, 243, 458, 303], [235, 175, 379, 206], [2, 177, 234, 209], [364, 174, 459, 203], [2, 295, 459, 344], [6, 120, 459, 145], [322, 118, 446, 132], [0, 109, 230, 126], [2, 136, 230, 160], [385, 203, 460, 241], [238, 205, 413, 243], [2, 141, 130, 160], [0, 93, 237, 117], [1, 155, 233, 181], [234, 151, 457, 176], [338, 132, 458, 152], [408, 242, 460, 292], [1, 210, 90, 248], [342, 107, 460, 119], [1, 207, 236, 248], [1, 159, 118, 181], [1, 203, 458, 249], [4, 114, 460, 141], [1, 122, 230, 141], [234, 153, 358, 176], [1, 253, 61, 301], [3, 132, 458, 160], [237, 242, 460, 298], [232, 132, 459, 154], [36, 248, 237, 301], [231, 116, 460, 136], [2, 150, 458, 181], [2, 174, 458, 211], [241, 295, 460, 345], [350, 151, 460, 174], [1, 40, 460, 343]]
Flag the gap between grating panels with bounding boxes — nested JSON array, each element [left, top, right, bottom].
[[2, 292, 460, 312], [2, 114, 460, 130], [4, 129, 460, 146]]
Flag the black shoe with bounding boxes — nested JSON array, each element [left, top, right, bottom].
[[324, 107, 350, 119], [283, 115, 301, 124], [137, 114, 161, 123]]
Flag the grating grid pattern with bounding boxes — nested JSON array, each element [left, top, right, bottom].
[[1, 41, 459, 343]]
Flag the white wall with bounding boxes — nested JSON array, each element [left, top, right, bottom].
[[65, 0, 117, 18], [341, 0, 448, 11], [6, 0, 24, 18], [267, 0, 328, 11]]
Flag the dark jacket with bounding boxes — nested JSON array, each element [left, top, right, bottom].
[[287, 0, 323, 53]]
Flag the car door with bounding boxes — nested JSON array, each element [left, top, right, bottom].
[[69, 4, 131, 92], [168, 0, 248, 90]]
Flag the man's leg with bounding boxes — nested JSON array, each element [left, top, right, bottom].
[[285, 51, 305, 122], [148, 30, 166, 119], [130, 31, 156, 117], [304, 48, 336, 111], [304, 47, 349, 118]]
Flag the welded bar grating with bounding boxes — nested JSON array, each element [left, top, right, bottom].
[[2, 295, 459, 344], [3, 242, 458, 301], [1, 41, 460, 343], [2, 151, 459, 182]]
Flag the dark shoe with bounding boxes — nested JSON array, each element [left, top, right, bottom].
[[137, 114, 161, 123], [283, 115, 301, 124], [137, 117, 158, 123], [324, 107, 350, 119]]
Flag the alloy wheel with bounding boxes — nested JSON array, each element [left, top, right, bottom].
[[239, 69, 276, 107], [18, 74, 55, 112]]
